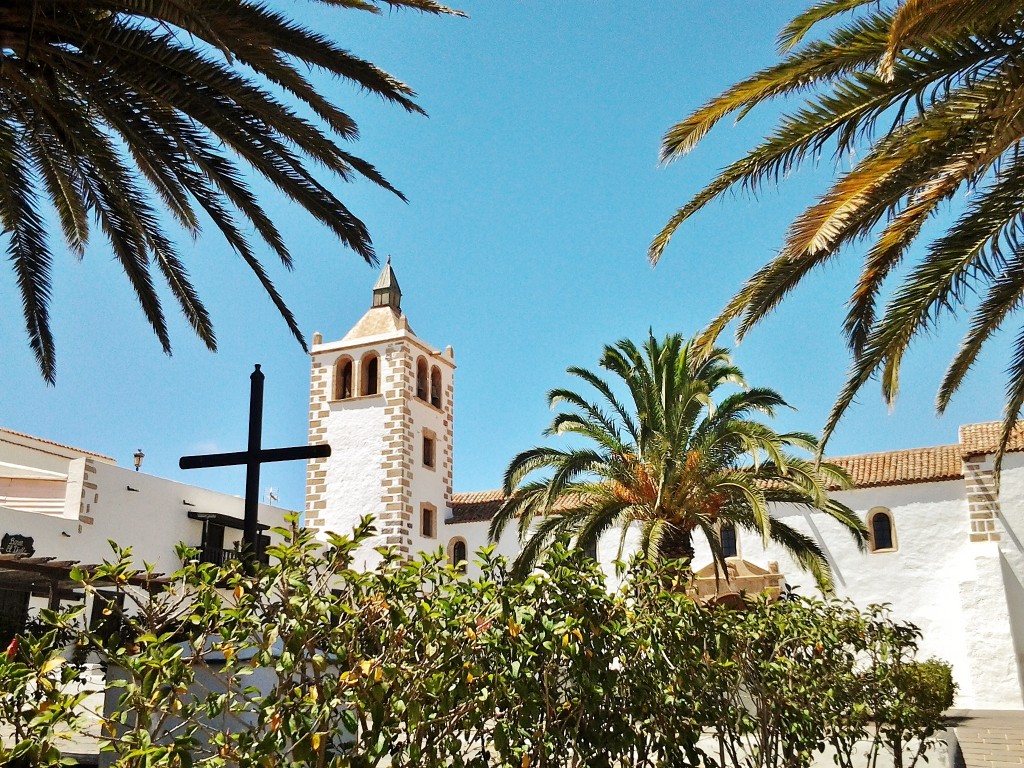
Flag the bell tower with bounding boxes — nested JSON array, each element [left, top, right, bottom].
[[305, 259, 455, 566]]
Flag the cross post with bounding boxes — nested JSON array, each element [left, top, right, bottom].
[[180, 364, 331, 567]]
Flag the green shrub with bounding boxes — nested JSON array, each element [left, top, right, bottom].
[[0, 519, 955, 768]]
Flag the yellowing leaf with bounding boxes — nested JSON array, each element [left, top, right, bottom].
[[233, 585, 245, 601], [311, 732, 322, 751], [40, 657, 65, 675]]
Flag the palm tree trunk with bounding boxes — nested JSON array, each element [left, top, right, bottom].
[[659, 526, 694, 566]]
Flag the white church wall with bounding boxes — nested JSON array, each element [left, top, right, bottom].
[[988, 452, 1024, 590], [681, 479, 1020, 710], [442, 520, 521, 577], [321, 394, 388, 570], [437, 477, 1022, 708], [988, 454, 1024, 707]]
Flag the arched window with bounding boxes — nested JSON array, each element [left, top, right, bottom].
[[421, 504, 436, 539], [430, 366, 442, 408], [360, 353, 379, 396], [868, 508, 896, 552], [416, 357, 428, 401], [721, 523, 737, 558], [450, 538, 468, 574], [334, 357, 353, 400]]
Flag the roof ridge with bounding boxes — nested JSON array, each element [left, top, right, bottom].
[[1, 427, 116, 462]]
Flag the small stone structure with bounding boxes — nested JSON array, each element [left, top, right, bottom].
[[689, 557, 785, 604]]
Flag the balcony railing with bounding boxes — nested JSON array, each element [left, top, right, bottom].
[[197, 546, 269, 567], [199, 547, 242, 567]]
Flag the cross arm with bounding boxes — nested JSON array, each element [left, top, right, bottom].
[[179, 443, 331, 470]]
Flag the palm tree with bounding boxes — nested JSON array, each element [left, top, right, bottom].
[[0, 0, 461, 382], [488, 332, 866, 591], [650, 0, 1024, 467]]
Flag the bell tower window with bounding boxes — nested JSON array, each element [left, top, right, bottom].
[[360, 353, 379, 396], [416, 357, 428, 401], [430, 366, 442, 408], [334, 357, 353, 400]]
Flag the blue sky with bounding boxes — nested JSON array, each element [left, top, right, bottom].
[[0, 2, 1010, 510]]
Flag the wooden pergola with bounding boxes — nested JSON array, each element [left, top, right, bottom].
[[0, 554, 168, 610]]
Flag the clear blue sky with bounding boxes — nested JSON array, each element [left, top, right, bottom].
[[0, 2, 1010, 511]]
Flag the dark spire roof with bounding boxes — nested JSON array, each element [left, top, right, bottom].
[[372, 256, 401, 311]]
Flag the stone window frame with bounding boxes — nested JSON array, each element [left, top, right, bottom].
[[420, 503, 437, 539], [333, 355, 354, 401], [422, 430, 436, 470], [867, 507, 897, 553], [448, 537, 468, 574], [359, 352, 380, 397]]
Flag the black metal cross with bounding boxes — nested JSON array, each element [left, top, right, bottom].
[[179, 364, 331, 562]]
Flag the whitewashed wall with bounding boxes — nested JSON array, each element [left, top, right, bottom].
[[1, 459, 293, 574], [321, 389, 389, 570]]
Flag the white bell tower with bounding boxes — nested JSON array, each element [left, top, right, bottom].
[[305, 259, 455, 565]]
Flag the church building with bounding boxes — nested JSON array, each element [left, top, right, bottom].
[[305, 262, 1024, 712]]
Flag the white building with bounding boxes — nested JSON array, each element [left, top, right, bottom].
[[0, 427, 295, 641], [306, 262, 1024, 711]]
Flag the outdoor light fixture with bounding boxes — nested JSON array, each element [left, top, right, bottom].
[[133, 448, 145, 471]]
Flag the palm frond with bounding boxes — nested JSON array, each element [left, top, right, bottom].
[[0, 0, 461, 379], [495, 331, 859, 591]]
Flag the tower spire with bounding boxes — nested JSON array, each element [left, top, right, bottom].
[[372, 256, 402, 311]]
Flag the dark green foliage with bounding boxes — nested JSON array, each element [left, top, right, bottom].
[[0, 520, 955, 767], [0, 0, 461, 381]]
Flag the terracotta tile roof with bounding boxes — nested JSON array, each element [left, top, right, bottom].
[[448, 490, 504, 525], [447, 490, 581, 525], [958, 421, 1024, 457], [827, 444, 963, 489], [450, 421, 1024, 523]]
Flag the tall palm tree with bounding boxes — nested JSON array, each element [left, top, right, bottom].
[[0, 0, 461, 382], [650, 0, 1024, 467], [489, 332, 866, 591]]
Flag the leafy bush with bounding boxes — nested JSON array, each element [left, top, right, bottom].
[[0, 518, 955, 767]]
